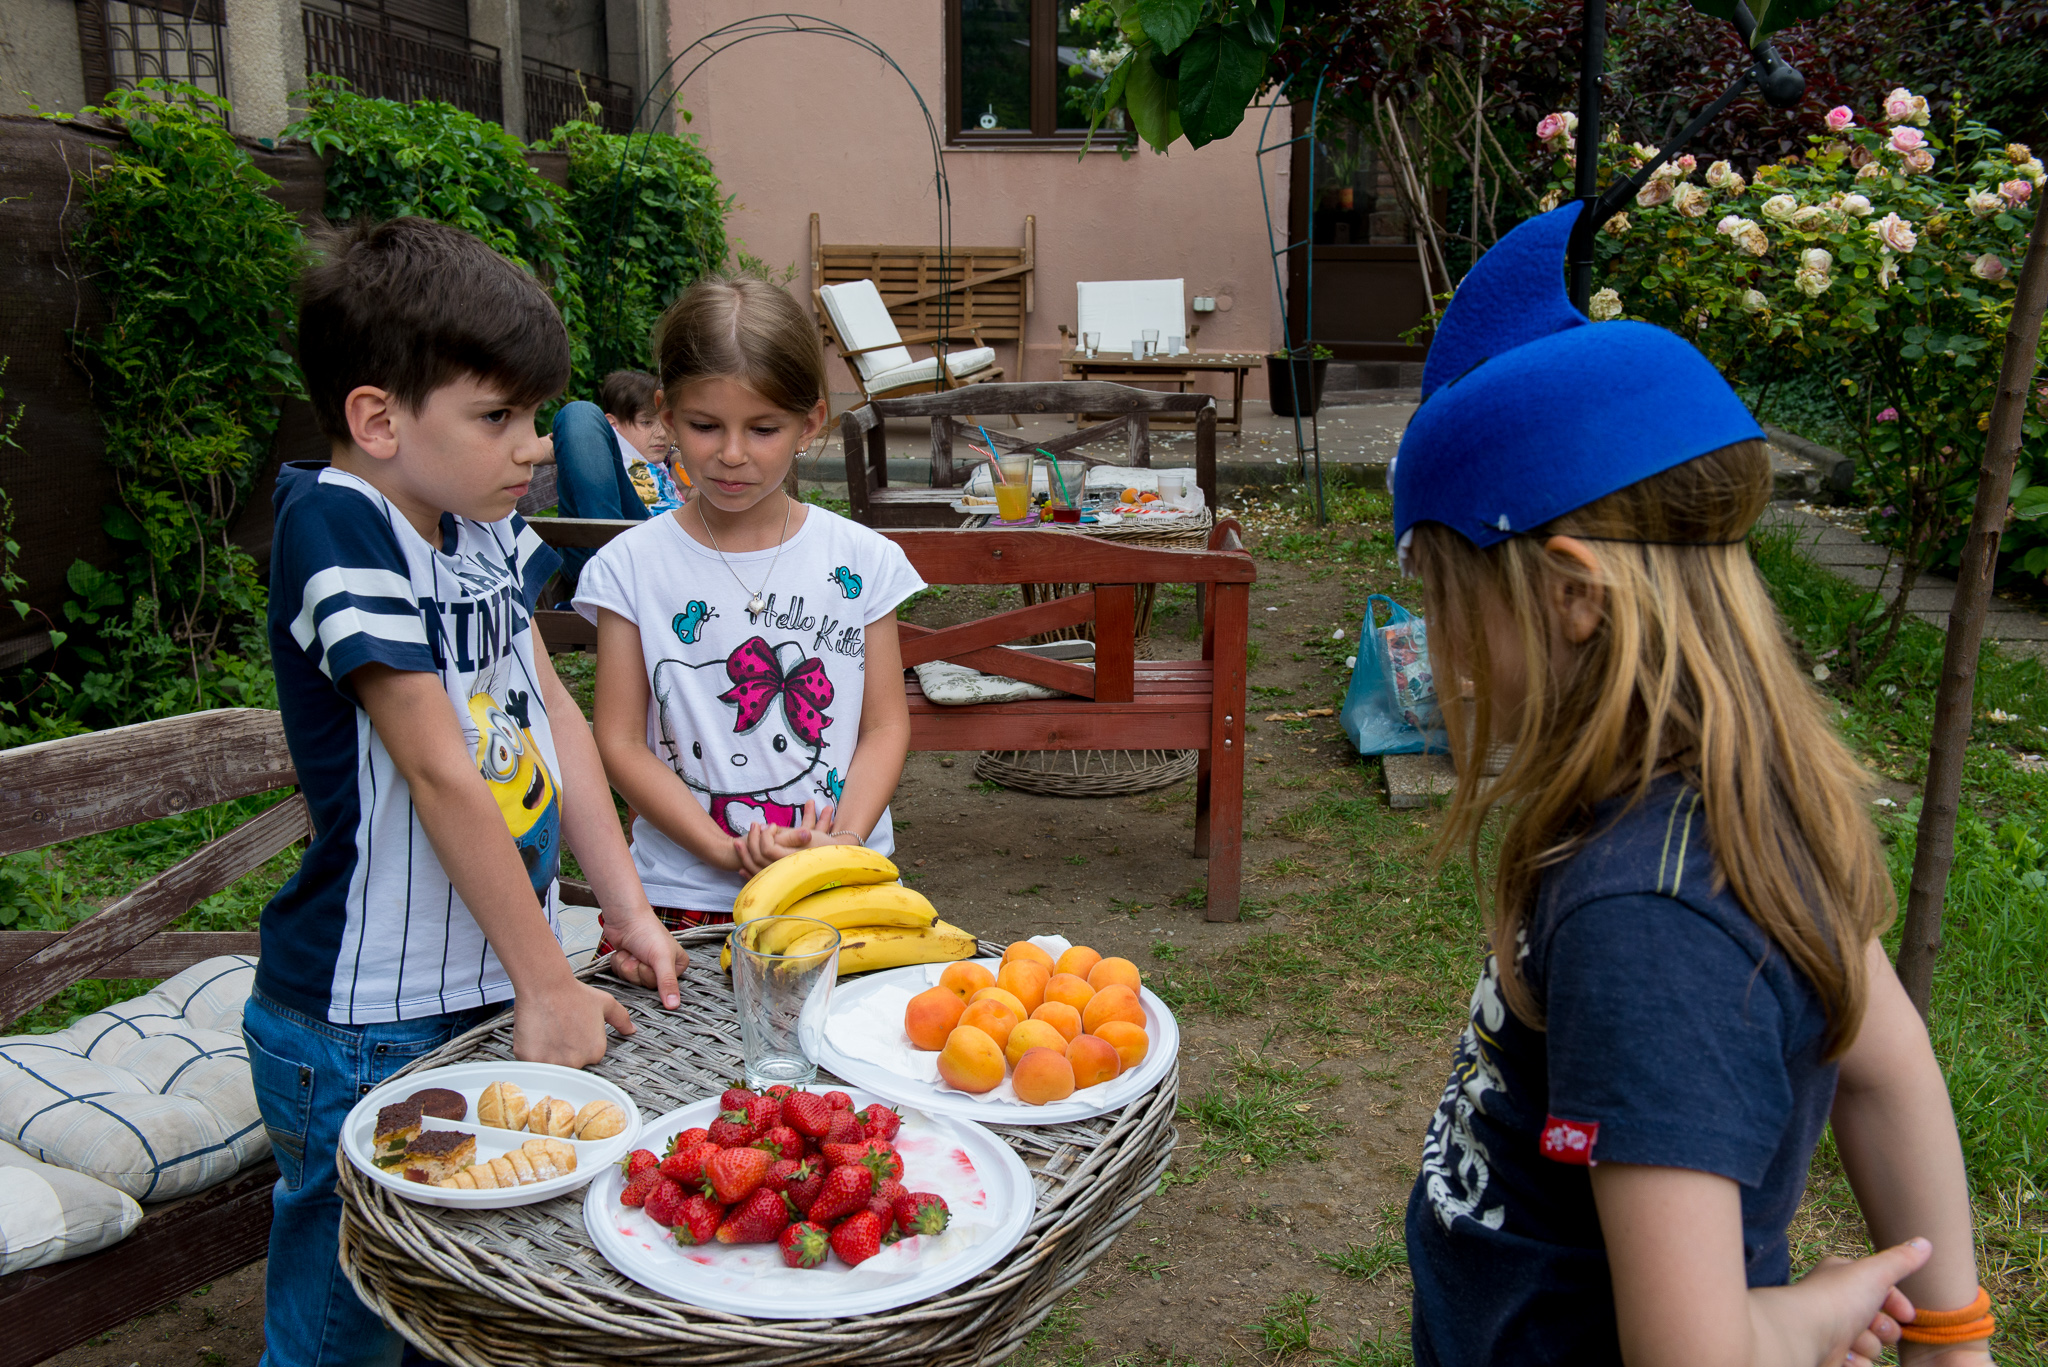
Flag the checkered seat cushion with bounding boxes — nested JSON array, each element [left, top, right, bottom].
[[0, 1137, 141, 1274]]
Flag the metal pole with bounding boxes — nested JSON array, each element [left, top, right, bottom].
[[1568, 0, 1604, 310], [1895, 201, 2048, 1017]]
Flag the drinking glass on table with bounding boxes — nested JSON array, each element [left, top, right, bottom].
[[1082, 330, 1100, 358], [994, 452, 1034, 521], [1167, 334, 1184, 356], [1141, 328, 1160, 358], [729, 916, 839, 1090]]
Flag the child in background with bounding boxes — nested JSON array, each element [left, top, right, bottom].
[[549, 369, 686, 585], [1393, 205, 1992, 1367], [253, 218, 688, 1367], [575, 276, 923, 927]]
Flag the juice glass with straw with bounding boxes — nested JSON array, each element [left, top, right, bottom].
[[993, 453, 1033, 521]]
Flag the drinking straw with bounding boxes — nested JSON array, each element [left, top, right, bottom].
[[976, 426, 1009, 485], [1037, 448, 1075, 506]]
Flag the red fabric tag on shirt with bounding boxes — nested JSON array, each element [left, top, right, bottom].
[[1539, 1115, 1600, 1166]]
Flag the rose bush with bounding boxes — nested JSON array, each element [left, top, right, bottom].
[[1534, 86, 2045, 670]]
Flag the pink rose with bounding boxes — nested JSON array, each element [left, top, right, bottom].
[[1536, 111, 1577, 149], [1903, 147, 1936, 175], [1825, 106, 1855, 132], [1674, 153, 1697, 177], [1870, 211, 1918, 253], [1876, 407, 1899, 422], [1889, 126, 1927, 154], [2001, 179, 2034, 206], [1883, 87, 1929, 126], [1636, 176, 1674, 208], [1971, 253, 2009, 282]]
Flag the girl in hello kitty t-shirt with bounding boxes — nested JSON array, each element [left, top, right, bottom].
[[573, 277, 924, 925]]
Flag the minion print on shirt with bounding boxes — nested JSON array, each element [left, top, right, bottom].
[[467, 681, 561, 893]]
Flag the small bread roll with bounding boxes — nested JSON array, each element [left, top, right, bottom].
[[478, 1081, 528, 1131], [545, 1138, 577, 1174], [466, 1161, 498, 1190], [438, 1167, 478, 1190], [527, 1096, 575, 1137], [573, 1099, 626, 1141], [503, 1149, 537, 1185], [487, 1156, 519, 1187], [520, 1137, 559, 1180]]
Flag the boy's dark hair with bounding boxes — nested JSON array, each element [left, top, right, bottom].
[[299, 216, 571, 440], [597, 370, 660, 423]]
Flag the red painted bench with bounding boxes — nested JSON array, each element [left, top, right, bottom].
[[529, 520, 1254, 919]]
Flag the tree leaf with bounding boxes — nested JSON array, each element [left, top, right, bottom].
[[1129, 0, 1204, 55], [1176, 25, 1267, 149], [1124, 45, 1183, 151], [1684, 0, 1841, 41]]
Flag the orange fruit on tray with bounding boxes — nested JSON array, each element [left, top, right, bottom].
[[939, 961, 996, 1001], [1092, 1020, 1151, 1071], [1054, 945, 1102, 981], [1002, 941, 1055, 972], [1087, 957, 1143, 993], [1012, 1047, 1077, 1105], [1031, 1000, 1084, 1042], [958, 998, 1020, 1050], [1120, 487, 1141, 503], [1082, 983, 1145, 1034], [938, 1025, 1005, 1094], [1066, 1033, 1123, 1088], [1004, 1019, 1067, 1068], [903, 985, 967, 1050], [969, 985, 1028, 1020], [1042, 972, 1095, 1013], [996, 960, 1050, 1014]]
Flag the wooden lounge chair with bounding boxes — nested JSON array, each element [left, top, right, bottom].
[[815, 278, 1007, 410]]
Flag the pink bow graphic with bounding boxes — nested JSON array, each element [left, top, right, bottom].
[[720, 637, 834, 745]]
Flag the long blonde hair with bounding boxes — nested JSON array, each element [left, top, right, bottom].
[[1409, 438, 1889, 1055]]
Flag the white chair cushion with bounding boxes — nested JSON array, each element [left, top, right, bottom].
[[866, 347, 997, 396], [1077, 279, 1187, 350], [818, 280, 913, 382], [558, 904, 603, 969], [0, 956, 268, 1203], [911, 661, 1064, 705], [0, 1138, 141, 1275]]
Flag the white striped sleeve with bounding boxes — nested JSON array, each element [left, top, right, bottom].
[[277, 487, 437, 684]]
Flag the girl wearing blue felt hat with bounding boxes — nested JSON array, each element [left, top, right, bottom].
[[1396, 204, 1993, 1367]]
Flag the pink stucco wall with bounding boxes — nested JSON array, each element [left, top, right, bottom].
[[666, 2, 1287, 400]]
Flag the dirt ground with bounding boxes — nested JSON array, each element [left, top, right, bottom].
[[49, 519, 1458, 1367]]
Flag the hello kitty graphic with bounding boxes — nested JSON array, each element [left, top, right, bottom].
[[652, 635, 836, 835]]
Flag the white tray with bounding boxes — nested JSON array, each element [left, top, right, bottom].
[[801, 938, 1178, 1125], [582, 1088, 1032, 1319], [341, 1060, 640, 1209]]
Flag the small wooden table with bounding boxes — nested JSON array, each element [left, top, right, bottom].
[[1056, 349, 1264, 433]]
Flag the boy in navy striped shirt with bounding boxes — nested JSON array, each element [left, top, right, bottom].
[[248, 218, 688, 1367]]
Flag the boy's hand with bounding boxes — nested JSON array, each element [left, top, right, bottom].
[[601, 906, 689, 1009], [731, 802, 845, 876], [512, 976, 635, 1067]]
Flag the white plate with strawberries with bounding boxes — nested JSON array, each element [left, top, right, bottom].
[[581, 1084, 1033, 1319]]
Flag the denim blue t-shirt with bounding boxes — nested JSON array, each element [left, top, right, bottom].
[[1406, 778, 1840, 1365]]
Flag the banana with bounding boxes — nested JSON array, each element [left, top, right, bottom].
[[835, 919, 979, 976], [781, 925, 842, 960], [731, 845, 899, 925], [751, 884, 939, 953]]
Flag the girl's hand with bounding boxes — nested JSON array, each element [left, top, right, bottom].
[[598, 905, 688, 1010], [1751, 1238, 1932, 1367]]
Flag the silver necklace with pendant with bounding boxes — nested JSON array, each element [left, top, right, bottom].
[[698, 494, 792, 616]]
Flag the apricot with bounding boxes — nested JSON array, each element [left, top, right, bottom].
[[1042, 972, 1095, 1013], [939, 961, 997, 1001], [1002, 941, 1055, 974], [1066, 1033, 1123, 1088], [995, 960, 1050, 1014], [1031, 1000, 1084, 1042], [1054, 945, 1102, 981], [1082, 984, 1145, 1034], [937, 1025, 1005, 1094], [968, 985, 1029, 1020], [1086, 957, 1143, 993], [1010, 1047, 1076, 1105], [1004, 1019, 1068, 1068], [1092, 1020, 1151, 1071], [904, 985, 967, 1051], [958, 998, 1020, 1050]]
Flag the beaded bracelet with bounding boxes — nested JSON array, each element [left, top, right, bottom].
[[1899, 1286, 1996, 1346]]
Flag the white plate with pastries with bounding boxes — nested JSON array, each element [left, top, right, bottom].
[[340, 1060, 641, 1209]]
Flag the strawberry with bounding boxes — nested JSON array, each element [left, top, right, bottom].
[[823, 1140, 902, 1183], [642, 1177, 689, 1227], [858, 1103, 902, 1142], [822, 1110, 864, 1148], [665, 1127, 709, 1156], [755, 1124, 802, 1162], [829, 1209, 887, 1266], [764, 1084, 795, 1101], [719, 1086, 757, 1113], [716, 1187, 792, 1244], [779, 1220, 831, 1269], [823, 1090, 853, 1110], [704, 1145, 772, 1204], [806, 1162, 872, 1223], [661, 1140, 719, 1185], [620, 1165, 663, 1208], [763, 1157, 804, 1193], [706, 1111, 753, 1148], [782, 1091, 833, 1139], [669, 1192, 724, 1246], [873, 1177, 907, 1207], [743, 1093, 782, 1139], [863, 1194, 898, 1231], [783, 1160, 826, 1214], [623, 1148, 660, 1177], [893, 1191, 950, 1237]]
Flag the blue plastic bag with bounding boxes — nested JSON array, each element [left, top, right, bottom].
[[1340, 594, 1450, 756]]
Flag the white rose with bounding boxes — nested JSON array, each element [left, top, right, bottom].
[[1602, 212, 1632, 236], [1801, 248, 1834, 273], [1739, 289, 1769, 313], [1795, 267, 1831, 298], [1538, 188, 1565, 212], [1717, 213, 1746, 234], [1588, 287, 1623, 321], [1966, 188, 2002, 217], [1871, 211, 1918, 253], [1857, 162, 1885, 181], [1792, 205, 1833, 229], [1841, 193, 1874, 217], [1705, 160, 1734, 188], [1903, 147, 1936, 175], [1636, 177, 1675, 208], [1971, 253, 2009, 282], [1762, 193, 1800, 221], [1729, 221, 1769, 256], [1724, 172, 1747, 196], [2023, 158, 2046, 185], [1672, 183, 1710, 217], [1876, 248, 1900, 289]]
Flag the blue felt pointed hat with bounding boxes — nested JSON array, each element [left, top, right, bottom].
[[1390, 202, 1762, 551]]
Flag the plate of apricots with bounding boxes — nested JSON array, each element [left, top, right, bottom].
[[803, 935, 1178, 1124]]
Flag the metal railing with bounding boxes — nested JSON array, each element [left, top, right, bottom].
[[301, 1, 502, 125], [89, 0, 231, 112], [522, 54, 632, 137]]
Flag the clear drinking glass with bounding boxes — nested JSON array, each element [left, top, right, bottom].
[[1129, 337, 1144, 358], [1082, 330, 1101, 358], [1167, 334, 1185, 356], [1142, 327, 1160, 358], [729, 916, 839, 1089]]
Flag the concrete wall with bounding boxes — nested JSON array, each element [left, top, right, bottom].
[[223, 0, 306, 140], [0, 0, 88, 117], [667, 0, 1286, 400]]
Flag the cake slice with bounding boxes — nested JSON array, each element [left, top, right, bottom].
[[373, 1101, 424, 1168], [400, 1129, 476, 1184]]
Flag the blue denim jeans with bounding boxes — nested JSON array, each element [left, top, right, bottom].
[[244, 989, 499, 1367], [551, 400, 649, 584]]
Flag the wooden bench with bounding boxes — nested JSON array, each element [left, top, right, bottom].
[[0, 709, 310, 1367], [528, 521, 1254, 919]]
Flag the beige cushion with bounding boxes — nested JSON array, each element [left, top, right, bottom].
[[1077, 279, 1186, 350], [0, 1139, 141, 1274], [818, 280, 913, 382], [866, 347, 996, 395]]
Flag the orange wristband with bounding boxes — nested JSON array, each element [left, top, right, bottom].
[[1898, 1287, 1995, 1345]]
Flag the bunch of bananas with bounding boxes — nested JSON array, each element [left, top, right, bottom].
[[721, 845, 978, 975]]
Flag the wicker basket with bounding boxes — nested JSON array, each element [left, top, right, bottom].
[[336, 925, 1178, 1367], [973, 747, 1199, 798]]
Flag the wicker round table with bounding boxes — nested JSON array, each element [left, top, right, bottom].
[[336, 925, 1179, 1367]]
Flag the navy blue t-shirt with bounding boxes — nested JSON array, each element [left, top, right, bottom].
[[1406, 778, 1840, 1365]]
